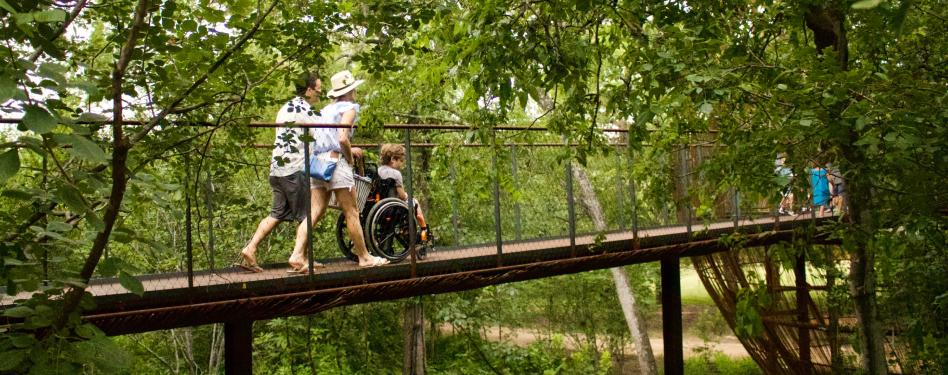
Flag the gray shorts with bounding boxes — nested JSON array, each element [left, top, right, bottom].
[[311, 156, 355, 191], [269, 171, 307, 221]]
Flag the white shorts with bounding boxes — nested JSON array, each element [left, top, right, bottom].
[[311, 156, 354, 191]]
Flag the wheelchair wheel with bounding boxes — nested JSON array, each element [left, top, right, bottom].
[[334, 212, 360, 262], [365, 197, 417, 262]]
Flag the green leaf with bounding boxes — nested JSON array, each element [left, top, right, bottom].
[[98, 258, 119, 277], [2, 306, 34, 318], [0, 0, 16, 13], [9, 334, 36, 348], [852, 0, 883, 9], [32, 9, 66, 23], [0, 148, 20, 183], [0, 349, 27, 371], [46, 221, 72, 232], [54, 183, 88, 213], [119, 271, 144, 296], [23, 106, 58, 134], [75, 323, 100, 339], [699, 102, 713, 114], [0, 75, 17, 102], [53, 134, 108, 163]]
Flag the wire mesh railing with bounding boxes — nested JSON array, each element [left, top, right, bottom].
[[2, 122, 804, 304]]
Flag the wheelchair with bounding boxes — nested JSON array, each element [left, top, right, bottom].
[[333, 163, 432, 263]]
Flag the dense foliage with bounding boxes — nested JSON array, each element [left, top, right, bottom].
[[0, 0, 944, 373]]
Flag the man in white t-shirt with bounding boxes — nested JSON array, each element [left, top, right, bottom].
[[237, 73, 322, 273]]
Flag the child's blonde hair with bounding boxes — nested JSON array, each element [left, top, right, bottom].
[[380, 143, 406, 165]]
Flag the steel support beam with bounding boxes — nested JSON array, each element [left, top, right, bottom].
[[224, 320, 253, 375], [661, 257, 683, 375]]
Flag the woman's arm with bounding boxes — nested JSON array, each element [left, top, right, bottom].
[[338, 109, 357, 164], [396, 186, 408, 201]]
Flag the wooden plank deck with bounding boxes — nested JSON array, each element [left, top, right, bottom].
[[2, 214, 832, 335]]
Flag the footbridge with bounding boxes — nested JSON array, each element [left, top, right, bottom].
[[2, 122, 838, 374]]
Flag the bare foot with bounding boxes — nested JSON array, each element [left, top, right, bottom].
[[236, 247, 263, 273], [241, 247, 258, 266], [358, 256, 389, 267], [288, 255, 307, 271]]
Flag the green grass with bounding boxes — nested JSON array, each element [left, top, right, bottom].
[[680, 267, 716, 306], [659, 352, 763, 375]]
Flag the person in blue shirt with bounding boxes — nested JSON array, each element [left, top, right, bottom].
[[808, 160, 834, 216]]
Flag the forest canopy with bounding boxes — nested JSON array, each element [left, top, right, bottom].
[[0, 0, 945, 373]]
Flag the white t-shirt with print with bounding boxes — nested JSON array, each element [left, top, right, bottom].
[[270, 97, 322, 177]]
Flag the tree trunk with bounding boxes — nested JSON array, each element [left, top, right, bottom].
[[804, 5, 886, 374], [402, 297, 426, 375], [402, 142, 431, 374], [572, 165, 658, 374]]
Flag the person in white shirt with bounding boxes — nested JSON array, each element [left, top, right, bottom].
[[238, 73, 322, 273], [289, 70, 389, 269]]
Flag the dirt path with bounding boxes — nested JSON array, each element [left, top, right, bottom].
[[442, 325, 749, 359]]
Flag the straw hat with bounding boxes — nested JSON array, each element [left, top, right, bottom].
[[326, 70, 364, 98]]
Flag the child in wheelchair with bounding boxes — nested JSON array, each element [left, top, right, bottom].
[[376, 143, 434, 254]]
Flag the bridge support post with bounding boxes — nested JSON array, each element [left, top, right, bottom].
[[795, 251, 811, 373], [661, 257, 683, 375], [224, 320, 253, 375]]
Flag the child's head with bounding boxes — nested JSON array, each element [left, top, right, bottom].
[[380, 143, 406, 167]]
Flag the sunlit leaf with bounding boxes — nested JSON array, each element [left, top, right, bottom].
[[852, 0, 883, 9], [119, 271, 144, 296], [32, 9, 67, 23]]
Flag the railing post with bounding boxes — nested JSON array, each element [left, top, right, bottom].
[[614, 145, 626, 231], [627, 137, 639, 242], [303, 141, 314, 278], [449, 155, 461, 246], [732, 187, 739, 230], [566, 157, 576, 257], [511, 145, 522, 240], [224, 319, 253, 375], [491, 134, 503, 266], [184, 154, 194, 289], [661, 257, 684, 375], [205, 168, 216, 270], [679, 147, 692, 237], [405, 129, 417, 278]]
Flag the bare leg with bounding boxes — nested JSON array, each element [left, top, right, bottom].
[[334, 188, 379, 266], [242, 216, 280, 265], [289, 188, 330, 269]]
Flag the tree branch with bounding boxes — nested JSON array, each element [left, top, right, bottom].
[[128, 0, 281, 146], [28, 0, 90, 62], [50, 0, 151, 335]]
